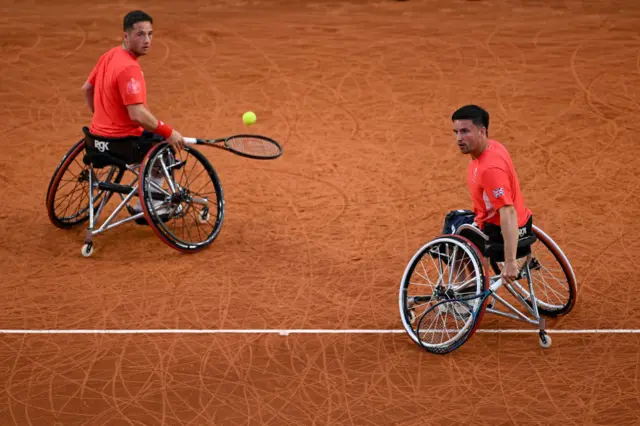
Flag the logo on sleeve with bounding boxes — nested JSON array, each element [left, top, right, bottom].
[[127, 78, 141, 95], [493, 188, 504, 198]]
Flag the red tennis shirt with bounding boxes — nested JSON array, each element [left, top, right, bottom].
[[467, 140, 531, 229], [87, 46, 146, 138]]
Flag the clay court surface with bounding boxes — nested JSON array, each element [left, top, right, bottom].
[[2, 0, 640, 423]]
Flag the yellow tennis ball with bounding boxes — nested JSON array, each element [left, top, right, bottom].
[[242, 111, 257, 125]]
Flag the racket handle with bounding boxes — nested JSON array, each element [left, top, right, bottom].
[[184, 137, 198, 144]]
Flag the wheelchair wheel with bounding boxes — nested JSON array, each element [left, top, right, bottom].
[[139, 143, 224, 253], [491, 225, 577, 317], [399, 235, 489, 354], [46, 138, 125, 229]]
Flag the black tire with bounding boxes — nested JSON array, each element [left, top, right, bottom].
[[139, 143, 224, 253], [46, 139, 124, 228], [399, 234, 490, 354], [490, 226, 577, 317]]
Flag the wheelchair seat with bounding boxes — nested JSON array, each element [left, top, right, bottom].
[[82, 127, 158, 168], [83, 150, 128, 169]]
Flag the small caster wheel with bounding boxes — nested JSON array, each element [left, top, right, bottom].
[[198, 208, 210, 224], [539, 332, 552, 348], [81, 243, 94, 257]]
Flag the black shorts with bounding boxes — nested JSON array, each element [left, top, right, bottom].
[[83, 127, 165, 167], [442, 209, 535, 262]]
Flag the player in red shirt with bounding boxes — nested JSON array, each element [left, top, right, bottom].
[[80, 10, 184, 223], [445, 105, 533, 284], [81, 10, 184, 150]]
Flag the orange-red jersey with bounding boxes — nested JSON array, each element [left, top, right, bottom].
[[467, 140, 531, 229], [88, 46, 146, 138]]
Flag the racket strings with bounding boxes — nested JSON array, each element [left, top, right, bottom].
[[226, 137, 281, 158]]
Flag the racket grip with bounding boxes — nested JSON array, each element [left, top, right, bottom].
[[184, 137, 198, 144]]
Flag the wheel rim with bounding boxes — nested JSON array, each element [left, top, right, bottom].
[[47, 140, 123, 228], [503, 226, 577, 315], [140, 145, 224, 252], [400, 236, 487, 351]]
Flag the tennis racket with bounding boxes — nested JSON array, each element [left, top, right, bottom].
[[183, 134, 282, 160]]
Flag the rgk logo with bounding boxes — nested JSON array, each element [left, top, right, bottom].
[[95, 140, 109, 152]]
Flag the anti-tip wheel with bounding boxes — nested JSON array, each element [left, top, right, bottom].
[[81, 243, 94, 257], [539, 332, 552, 348]]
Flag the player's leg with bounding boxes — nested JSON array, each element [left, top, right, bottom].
[[130, 131, 170, 224]]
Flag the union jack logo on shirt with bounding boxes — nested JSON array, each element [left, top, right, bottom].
[[493, 187, 504, 198], [127, 78, 141, 95]]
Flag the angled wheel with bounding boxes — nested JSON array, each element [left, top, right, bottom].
[[139, 143, 224, 253], [490, 225, 577, 317], [399, 234, 490, 354], [46, 138, 125, 228]]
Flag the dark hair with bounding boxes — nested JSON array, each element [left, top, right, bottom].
[[123, 10, 153, 31], [451, 105, 489, 136]]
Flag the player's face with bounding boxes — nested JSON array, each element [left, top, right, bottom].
[[453, 120, 486, 156], [125, 21, 153, 56]]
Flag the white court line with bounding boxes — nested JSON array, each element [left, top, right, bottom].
[[0, 329, 638, 334]]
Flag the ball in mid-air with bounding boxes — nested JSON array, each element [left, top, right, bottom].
[[242, 111, 257, 125]]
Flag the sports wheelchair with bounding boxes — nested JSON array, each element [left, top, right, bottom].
[[45, 127, 224, 256], [399, 211, 578, 354]]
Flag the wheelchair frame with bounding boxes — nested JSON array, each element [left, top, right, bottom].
[[84, 163, 141, 244], [456, 223, 550, 346], [400, 221, 578, 353], [83, 154, 215, 256], [47, 138, 224, 257]]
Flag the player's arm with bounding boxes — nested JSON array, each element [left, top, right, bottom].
[[81, 80, 95, 113], [118, 67, 184, 150], [126, 103, 162, 131], [498, 204, 518, 268], [83, 57, 101, 113], [126, 104, 184, 150], [482, 167, 519, 284]]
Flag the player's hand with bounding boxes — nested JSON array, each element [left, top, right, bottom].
[[501, 259, 519, 284], [166, 130, 185, 151]]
